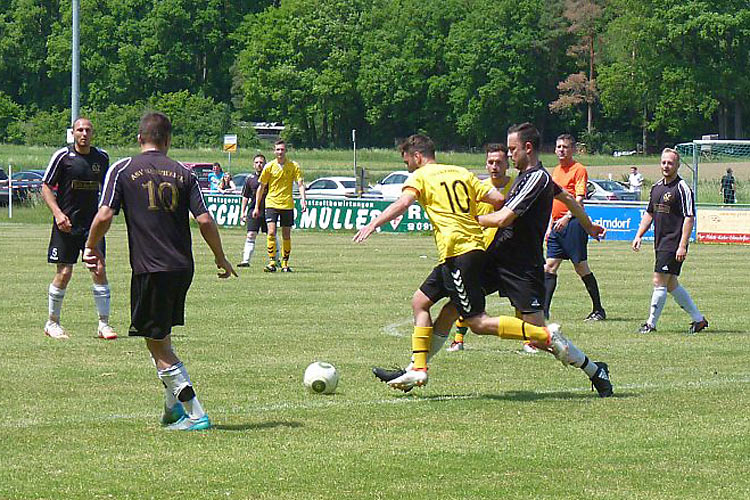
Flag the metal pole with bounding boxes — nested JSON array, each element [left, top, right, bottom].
[[8, 164, 12, 219], [71, 0, 80, 125], [692, 141, 699, 237], [352, 129, 359, 195]]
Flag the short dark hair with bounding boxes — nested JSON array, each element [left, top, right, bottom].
[[485, 143, 508, 155], [138, 112, 171, 146], [254, 154, 266, 162], [508, 122, 540, 151], [212, 162, 221, 168], [398, 134, 435, 158], [274, 139, 286, 147], [556, 133, 576, 145]]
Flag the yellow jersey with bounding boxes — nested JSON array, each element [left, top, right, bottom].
[[259, 158, 304, 209], [404, 163, 492, 262], [477, 176, 513, 248]]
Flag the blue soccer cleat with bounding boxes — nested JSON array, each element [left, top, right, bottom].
[[160, 403, 186, 426], [165, 415, 212, 431]]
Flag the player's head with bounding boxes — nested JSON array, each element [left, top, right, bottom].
[[274, 140, 286, 161], [253, 154, 266, 174], [485, 143, 509, 179], [507, 123, 540, 171], [660, 148, 680, 181], [555, 134, 576, 164], [72, 117, 93, 152], [398, 134, 435, 172], [138, 112, 172, 149]]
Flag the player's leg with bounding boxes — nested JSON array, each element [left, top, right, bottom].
[[90, 238, 116, 339], [280, 221, 293, 272], [264, 209, 278, 272], [239, 228, 258, 267], [667, 274, 708, 334], [46, 263, 73, 339], [640, 251, 675, 333], [568, 220, 605, 320], [543, 257, 562, 320], [447, 317, 468, 351]]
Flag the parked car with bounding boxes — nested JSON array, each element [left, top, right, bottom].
[[183, 162, 215, 190], [305, 176, 357, 198], [12, 170, 45, 192], [228, 172, 251, 195], [0, 167, 37, 205], [586, 179, 640, 201], [373, 170, 411, 200]]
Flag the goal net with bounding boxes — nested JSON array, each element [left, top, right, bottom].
[[674, 139, 750, 205]]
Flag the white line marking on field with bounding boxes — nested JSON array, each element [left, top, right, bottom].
[[3, 375, 749, 429], [383, 317, 412, 337]]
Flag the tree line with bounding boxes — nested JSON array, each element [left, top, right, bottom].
[[0, 0, 747, 151]]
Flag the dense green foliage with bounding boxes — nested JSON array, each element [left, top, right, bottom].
[[0, 0, 749, 149]]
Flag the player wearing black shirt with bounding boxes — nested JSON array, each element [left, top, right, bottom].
[[41, 117, 116, 340], [632, 148, 708, 335], [479, 123, 613, 397], [84, 112, 236, 431], [238, 154, 268, 267]]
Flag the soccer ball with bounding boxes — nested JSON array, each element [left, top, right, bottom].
[[303, 361, 339, 394]]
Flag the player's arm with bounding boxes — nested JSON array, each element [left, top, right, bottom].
[[41, 183, 72, 232], [240, 196, 249, 222], [82, 205, 114, 276], [632, 212, 653, 252], [195, 212, 237, 278], [298, 179, 307, 212], [555, 189, 605, 240], [479, 188, 505, 210], [353, 189, 416, 242], [477, 206, 516, 228], [676, 216, 694, 262], [252, 183, 266, 219]]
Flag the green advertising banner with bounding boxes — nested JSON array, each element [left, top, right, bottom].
[[204, 194, 433, 233]]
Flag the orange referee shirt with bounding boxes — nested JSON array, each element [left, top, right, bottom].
[[551, 161, 588, 221]]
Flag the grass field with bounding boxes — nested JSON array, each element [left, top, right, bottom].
[[1, 221, 749, 499]]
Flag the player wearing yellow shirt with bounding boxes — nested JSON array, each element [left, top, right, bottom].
[[354, 134, 574, 392], [252, 140, 307, 272]]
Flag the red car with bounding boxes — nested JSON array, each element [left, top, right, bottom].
[[183, 162, 215, 190]]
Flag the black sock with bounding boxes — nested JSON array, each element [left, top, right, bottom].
[[581, 273, 603, 312], [544, 272, 557, 319]]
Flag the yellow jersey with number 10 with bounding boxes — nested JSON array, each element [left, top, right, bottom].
[[259, 159, 304, 210], [403, 163, 492, 262]]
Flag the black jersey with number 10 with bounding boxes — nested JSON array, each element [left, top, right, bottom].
[[99, 150, 209, 274]]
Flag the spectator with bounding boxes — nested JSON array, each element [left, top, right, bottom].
[[217, 172, 236, 193], [720, 168, 736, 204], [628, 166, 644, 200], [208, 162, 223, 193]]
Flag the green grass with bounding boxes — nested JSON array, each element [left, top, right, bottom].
[[0, 221, 748, 499]]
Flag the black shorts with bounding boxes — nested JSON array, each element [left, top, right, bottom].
[[483, 260, 545, 314], [654, 251, 683, 276], [546, 218, 588, 263], [265, 208, 294, 227], [246, 215, 268, 233], [47, 223, 105, 265], [419, 250, 487, 318], [129, 269, 194, 340]]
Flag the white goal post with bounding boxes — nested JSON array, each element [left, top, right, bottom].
[[675, 139, 750, 205]]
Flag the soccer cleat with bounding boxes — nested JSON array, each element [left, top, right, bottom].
[[97, 324, 118, 340], [584, 310, 607, 321], [521, 341, 539, 354], [44, 321, 69, 340], [237, 261, 250, 268], [386, 368, 427, 391], [688, 317, 709, 335], [590, 361, 613, 398], [280, 266, 293, 273], [547, 323, 571, 366], [446, 341, 464, 352], [372, 367, 415, 393], [638, 323, 657, 334], [160, 403, 186, 426], [165, 414, 212, 431], [263, 264, 277, 273]]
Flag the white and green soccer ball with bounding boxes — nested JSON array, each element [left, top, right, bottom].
[[303, 361, 339, 394]]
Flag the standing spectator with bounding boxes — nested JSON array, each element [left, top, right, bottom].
[[720, 167, 736, 204], [632, 148, 708, 335], [239, 154, 269, 267], [251, 140, 307, 272], [208, 162, 223, 193], [628, 166, 644, 200], [40, 117, 116, 340], [84, 111, 236, 431], [543, 134, 606, 322]]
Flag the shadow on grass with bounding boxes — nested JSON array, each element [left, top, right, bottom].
[[402, 391, 636, 402], [214, 420, 303, 432]]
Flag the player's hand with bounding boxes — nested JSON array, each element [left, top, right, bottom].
[[215, 255, 238, 278], [55, 213, 72, 233], [251, 207, 259, 219], [241, 214, 247, 223], [83, 247, 105, 275], [300, 200, 307, 213], [553, 215, 570, 232], [353, 224, 376, 243], [676, 245, 688, 262], [587, 223, 606, 241], [632, 236, 642, 252]]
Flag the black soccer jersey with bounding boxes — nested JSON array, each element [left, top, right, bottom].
[[99, 150, 209, 274], [240, 173, 264, 212], [487, 163, 562, 266], [43, 146, 109, 232], [647, 175, 695, 252]]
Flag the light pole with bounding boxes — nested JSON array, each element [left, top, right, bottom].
[[71, 0, 80, 125]]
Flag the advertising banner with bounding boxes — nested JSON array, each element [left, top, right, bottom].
[[697, 208, 750, 244]]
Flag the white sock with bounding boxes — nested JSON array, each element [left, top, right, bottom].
[[647, 286, 668, 327], [427, 331, 449, 362], [670, 285, 703, 322], [48, 284, 66, 321], [555, 336, 587, 370], [92, 284, 111, 323], [242, 235, 256, 263], [580, 357, 599, 378], [157, 362, 206, 420]]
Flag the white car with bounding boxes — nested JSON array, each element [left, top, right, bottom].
[[305, 176, 357, 198], [374, 170, 411, 200], [586, 179, 640, 201]]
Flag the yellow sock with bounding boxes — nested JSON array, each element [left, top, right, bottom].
[[282, 238, 291, 266], [456, 318, 468, 328], [412, 326, 432, 370], [455, 332, 464, 343], [267, 235, 277, 265], [496, 316, 549, 343]]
